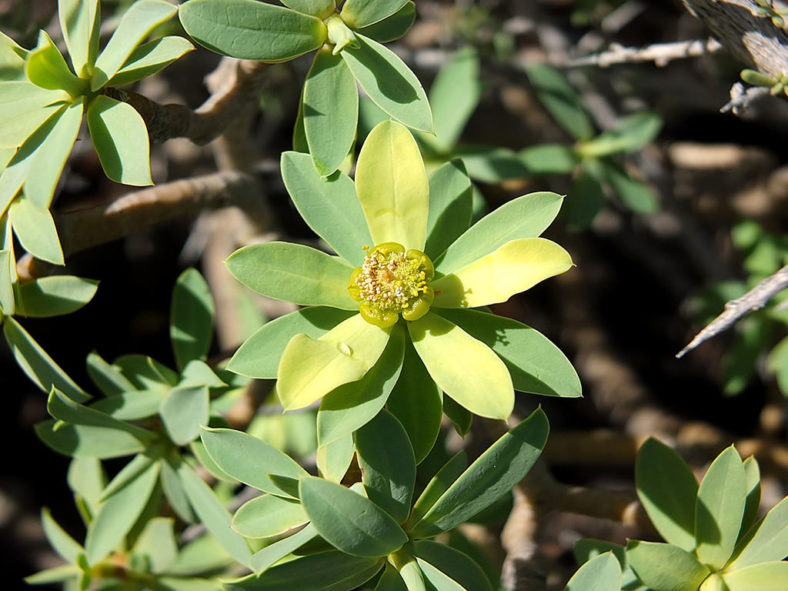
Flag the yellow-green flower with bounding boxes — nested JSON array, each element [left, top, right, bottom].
[[227, 120, 577, 422]]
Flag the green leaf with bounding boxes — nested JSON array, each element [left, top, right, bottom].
[[602, 160, 658, 214], [106, 36, 194, 87], [722, 561, 788, 591], [91, 0, 178, 90], [0, 82, 67, 148], [566, 162, 606, 229], [133, 517, 177, 573], [176, 461, 252, 567], [24, 99, 83, 209], [232, 494, 308, 539], [58, 0, 100, 78], [167, 533, 233, 576], [767, 336, 788, 396], [355, 409, 416, 522], [114, 354, 177, 389], [160, 385, 209, 446], [85, 458, 160, 564], [179, 359, 225, 388], [200, 427, 308, 498], [356, 2, 415, 43], [355, 120, 429, 250], [740, 456, 761, 536], [160, 457, 197, 524], [281, 151, 372, 265], [67, 455, 106, 522], [635, 438, 698, 552], [375, 564, 409, 591], [226, 241, 357, 310], [16, 276, 98, 317], [248, 525, 317, 576], [26, 31, 86, 96], [437, 308, 581, 398], [24, 565, 81, 585], [36, 418, 147, 459], [9, 195, 63, 264], [341, 0, 409, 28], [317, 324, 405, 445], [226, 551, 382, 591], [414, 540, 492, 591], [276, 314, 391, 411], [408, 312, 514, 420], [281, 0, 336, 18], [178, 0, 326, 62], [428, 48, 480, 152], [0, 250, 13, 316], [442, 396, 472, 437], [525, 63, 595, 140], [303, 50, 358, 176], [170, 268, 215, 369], [3, 317, 89, 402], [410, 451, 467, 527], [41, 507, 83, 563], [578, 112, 662, 158], [300, 476, 408, 557], [627, 541, 709, 591], [228, 306, 353, 379], [342, 34, 432, 132], [564, 552, 622, 591], [455, 146, 530, 183], [695, 446, 747, 569], [316, 433, 355, 483], [519, 143, 578, 175], [424, 160, 473, 260], [0, 31, 26, 81], [409, 408, 548, 537], [434, 191, 564, 274], [86, 94, 153, 185], [728, 495, 788, 569], [386, 338, 442, 464]]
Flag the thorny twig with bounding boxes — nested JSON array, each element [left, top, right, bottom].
[[677, 264, 788, 357], [561, 38, 723, 68]]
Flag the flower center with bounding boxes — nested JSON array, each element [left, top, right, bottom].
[[348, 242, 434, 328]]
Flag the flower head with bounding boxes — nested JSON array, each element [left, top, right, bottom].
[[227, 120, 579, 424]]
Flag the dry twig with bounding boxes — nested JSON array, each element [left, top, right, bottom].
[[562, 38, 723, 68], [677, 264, 788, 357]]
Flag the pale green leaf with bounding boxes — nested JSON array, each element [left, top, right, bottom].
[[178, 0, 326, 62], [414, 540, 493, 591], [200, 427, 308, 498], [432, 238, 573, 309], [58, 0, 100, 77], [91, 0, 178, 90], [564, 552, 622, 591], [281, 151, 371, 265], [627, 541, 709, 591], [424, 160, 473, 260], [249, 523, 318, 574], [133, 517, 177, 574], [160, 385, 209, 445], [695, 446, 747, 569], [410, 451, 467, 528], [300, 476, 408, 557], [355, 120, 429, 250], [160, 458, 197, 524], [41, 507, 83, 564], [232, 494, 307, 539], [228, 306, 353, 379], [636, 438, 698, 552], [281, 1, 336, 18], [455, 145, 530, 183], [723, 561, 788, 591], [429, 48, 480, 151], [16, 275, 98, 318], [3, 317, 89, 402], [728, 495, 788, 569], [519, 144, 579, 175], [90, 389, 166, 420], [86, 95, 153, 185], [0, 30, 27, 81], [0, 82, 67, 148], [408, 312, 513, 420], [303, 49, 358, 176], [67, 456, 106, 521], [0, 249, 16, 315], [107, 36, 194, 87], [171, 267, 215, 369], [26, 31, 85, 96], [46, 388, 152, 441], [85, 459, 160, 564], [24, 565, 81, 585], [436, 308, 581, 397], [9, 195, 64, 265], [316, 432, 355, 482], [356, 2, 415, 43], [276, 313, 391, 410], [525, 63, 594, 140], [434, 191, 564, 274], [341, 0, 409, 29], [35, 419, 146, 458], [578, 112, 662, 158], [342, 34, 432, 132], [226, 241, 358, 310], [408, 408, 548, 537], [740, 456, 761, 536]]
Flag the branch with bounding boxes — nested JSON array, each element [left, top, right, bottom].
[[677, 264, 788, 358], [17, 170, 261, 280], [105, 58, 268, 145], [720, 81, 772, 114], [562, 38, 723, 68]]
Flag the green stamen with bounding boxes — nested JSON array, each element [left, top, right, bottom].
[[348, 242, 434, 328]]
